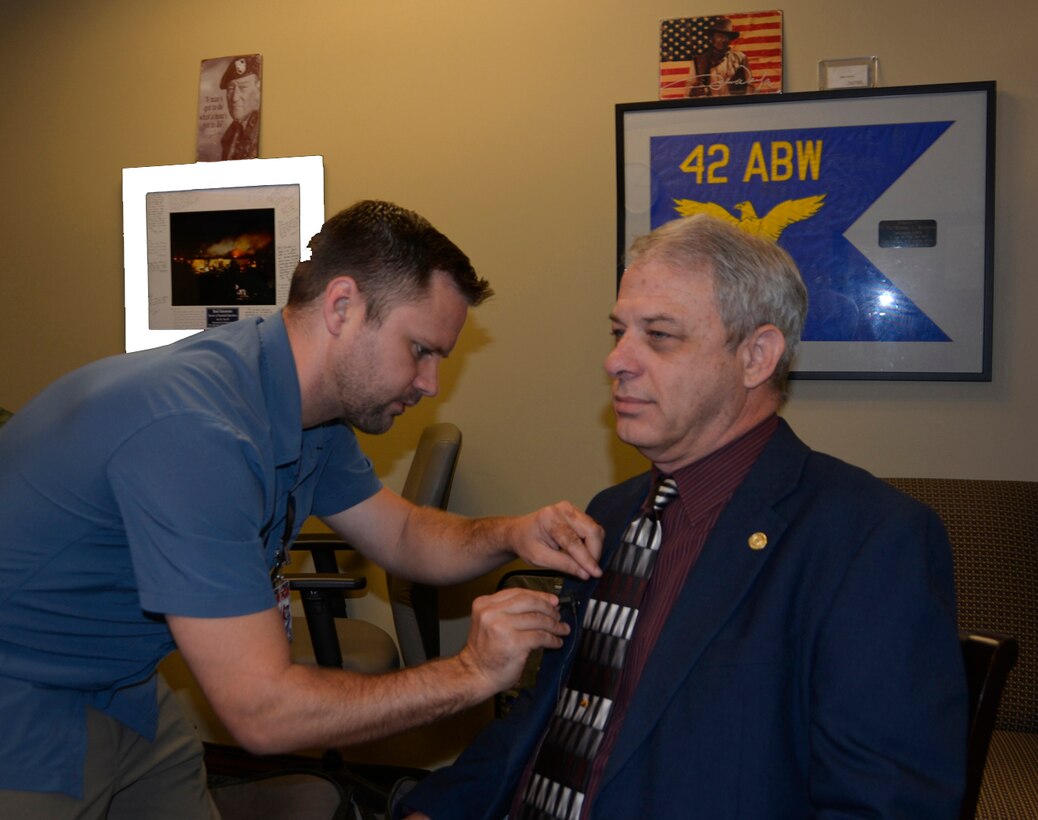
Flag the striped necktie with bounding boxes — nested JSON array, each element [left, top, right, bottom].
[[517, 477, 679, 820]]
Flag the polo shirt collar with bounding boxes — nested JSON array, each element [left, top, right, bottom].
[[257, 311, 303, 467]]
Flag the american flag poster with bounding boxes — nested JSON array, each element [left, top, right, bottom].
[[659, 11, 783, 100]]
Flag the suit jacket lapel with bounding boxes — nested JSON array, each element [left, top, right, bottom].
[[600, 420, 809, 785]]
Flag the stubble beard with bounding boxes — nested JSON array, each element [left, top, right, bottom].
[[332, 355, 420, 435]]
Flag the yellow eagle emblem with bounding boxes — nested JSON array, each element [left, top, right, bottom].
[[673, 195, 826, 242]]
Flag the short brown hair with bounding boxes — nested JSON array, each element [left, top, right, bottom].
[[287, 200, 492, 322]]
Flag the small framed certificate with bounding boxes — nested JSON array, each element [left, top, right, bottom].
[[819, 57, 878, 90]]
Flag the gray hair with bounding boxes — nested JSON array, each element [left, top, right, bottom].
[[626, 214, 808, 391]]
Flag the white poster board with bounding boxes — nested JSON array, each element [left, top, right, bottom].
[[122, 155, 324, 352]]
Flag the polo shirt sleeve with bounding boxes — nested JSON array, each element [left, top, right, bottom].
[[106, 412, 277, 618], [308, 421, 382, 517]]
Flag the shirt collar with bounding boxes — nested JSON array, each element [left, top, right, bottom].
[[659, 415, 779, 523]]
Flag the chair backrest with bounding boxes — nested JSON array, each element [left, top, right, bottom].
[[959, 631, 1019, 820], [884, 478, 1038, 733], [399, 422, 462, 509], [389, 422, 463, 667]]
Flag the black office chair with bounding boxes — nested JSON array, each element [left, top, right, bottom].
[[960, 631, 1019, 820], [286, 422, 462, 673]]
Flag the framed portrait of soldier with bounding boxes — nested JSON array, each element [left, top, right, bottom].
[[197, 54, 263, 162]]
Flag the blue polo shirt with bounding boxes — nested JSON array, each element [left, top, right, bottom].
[[0, 312, 381, 797]]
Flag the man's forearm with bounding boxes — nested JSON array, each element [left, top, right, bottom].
[[169, 609, 489, 754], [323, 489, 602, 586], [320, 490, 522, 585], [233, 651, 491, 755], [170, 592, 569, 759], [391, 503, 602, 585], [392, 505, 518, 584]]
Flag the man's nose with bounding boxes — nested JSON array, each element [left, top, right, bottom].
[[605, 335, 639, 379], [414, 361, 439, 397]]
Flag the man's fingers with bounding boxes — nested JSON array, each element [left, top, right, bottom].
[[553, 525, 603, 578], [478, 587, 561, 615], [536, 503, 604, 579], [559, 503, 606, 561]]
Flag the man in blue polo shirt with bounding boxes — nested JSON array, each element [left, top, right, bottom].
[[0, 200, 603, 818]]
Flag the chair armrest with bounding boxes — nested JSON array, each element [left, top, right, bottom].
[[959, 630, 1019, 820], [291, 533, 357, 573], [287, 534, 369, 668], [290, 534, 365, 618], [283, 572, 367, 670], [284, 573, 367, 592]]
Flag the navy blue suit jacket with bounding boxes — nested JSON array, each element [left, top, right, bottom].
[[405, 421, 967, 818]]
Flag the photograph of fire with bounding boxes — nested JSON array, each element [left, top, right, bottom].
[[169, 207, 277, 306]]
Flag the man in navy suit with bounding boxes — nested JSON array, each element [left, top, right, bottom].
[[400, 214, 967, 819]]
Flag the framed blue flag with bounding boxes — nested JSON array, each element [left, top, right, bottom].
[[616, 82, 995, 380]]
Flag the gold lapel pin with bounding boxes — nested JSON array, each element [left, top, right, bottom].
[[748, 532, 768, 551]]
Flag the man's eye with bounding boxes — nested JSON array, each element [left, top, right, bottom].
[[648, 331, 671, 341], [610, 328, 624, 343]]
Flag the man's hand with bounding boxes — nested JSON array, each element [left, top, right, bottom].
[[457, 587, 570, 693], [510, 501, 604, 580]]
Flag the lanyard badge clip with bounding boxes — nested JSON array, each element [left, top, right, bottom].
[[271, 495, 296, 642]]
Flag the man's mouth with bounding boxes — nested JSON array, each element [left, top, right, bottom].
[[613, 394, 651, 413], [392, 395, 421, 415]]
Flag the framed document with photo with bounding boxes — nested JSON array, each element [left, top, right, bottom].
[[122, 156, 325, 353], [617, 82, 995, 381]]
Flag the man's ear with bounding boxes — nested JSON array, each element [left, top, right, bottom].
[[741, 324, 785, 389], [321, 276, 360, 336]]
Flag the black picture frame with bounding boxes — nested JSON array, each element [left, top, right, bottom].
[[616, 81, 995, 381]]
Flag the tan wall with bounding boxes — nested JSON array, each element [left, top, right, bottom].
[[3, 0, 1035, 765]]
